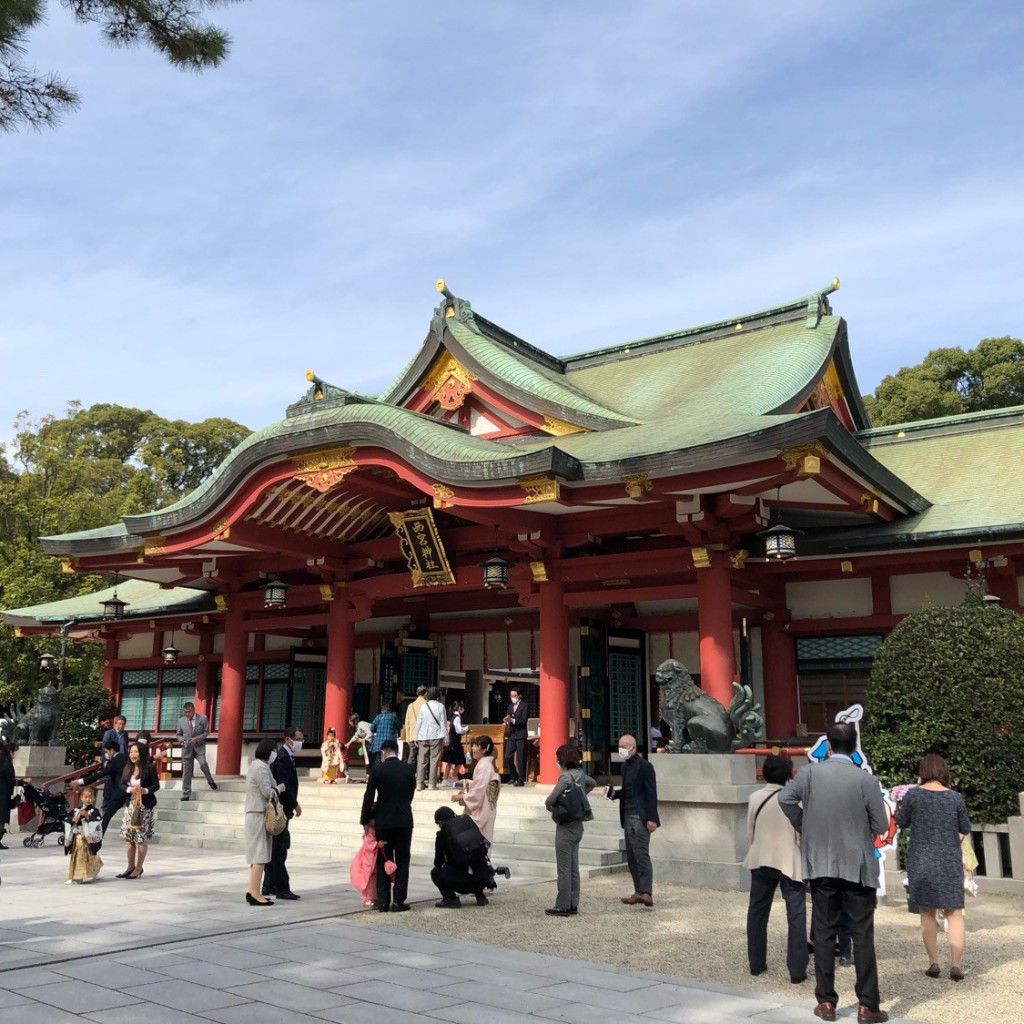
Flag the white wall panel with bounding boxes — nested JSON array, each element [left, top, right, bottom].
[[786, 578, 873, 620]]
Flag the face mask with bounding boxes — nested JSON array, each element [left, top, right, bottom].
[[618, 746, 632, 760], [268, 751, 277, 765], [291, 740, 303, 754]]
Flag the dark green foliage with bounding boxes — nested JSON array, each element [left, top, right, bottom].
[[58, 681, 119, 768], [863, 336, 1024, 427], [0, 401, 250, 703], [864, 602, 1024, 824], [1, 1, 247, 131]]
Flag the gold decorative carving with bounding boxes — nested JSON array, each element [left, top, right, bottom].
[[432, 484, 455, 509], [214, 595, 228, 611], [319, 584, 334, 602], [779, 441, 828, 474], [840, 560, 854, 573], [142, 535, 167, 557], [861, 493, 880, 515], [729, 549, 749, 570], [529, 561, 549, 582], [541, 415, 586, 436], [517, 474, 560, 504], [602, 578, 631, 587], [622, 473, 653, 500], [292, 445, 358, 492], [388, 507, 456, 587], [212, 517, 231, 541], [691, 546, 712, 569], [60, 557, 78, 574], [13, 627, 23, 638], [422, 354, 476, 410]]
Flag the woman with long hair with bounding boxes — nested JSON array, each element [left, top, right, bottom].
[[453, 734, 500, 842], [118, 742, 159, 878], [440, 701, 469, 783], [245, 738, 284, 906], [896, 753, 973, 981]]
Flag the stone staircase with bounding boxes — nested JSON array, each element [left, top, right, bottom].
[[152, 773, 627, 880]]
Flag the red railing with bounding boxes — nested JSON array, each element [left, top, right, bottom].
[[42, 738, 175, 809]]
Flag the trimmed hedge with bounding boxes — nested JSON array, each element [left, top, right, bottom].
[[863, 602, 1024, 825]]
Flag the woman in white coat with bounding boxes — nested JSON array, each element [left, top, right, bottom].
[[245, 738, 284, 906]]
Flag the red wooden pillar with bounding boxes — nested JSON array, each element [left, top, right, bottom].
[[102, 640, 118, 702], [761, 620, 799, 737], [696, 553, 736, 708], [538, 577, 570, 784], [324, 598, 354, 737], [194, 634, 215, 718], [217, 604, 247, 775]]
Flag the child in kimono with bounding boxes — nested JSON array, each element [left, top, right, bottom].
[[64, 786, 103, 883], [320, 728, 345, 783]]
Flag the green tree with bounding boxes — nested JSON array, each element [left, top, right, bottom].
[[1, 0, 248, 132], [863, 336, 1024, 427], [0, 401, 249, 701], [863, 598, 1024, 824], [58, 681, 119, 767]]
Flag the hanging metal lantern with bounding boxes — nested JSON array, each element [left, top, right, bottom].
[[101, 590, 128, 620], [481, 555, 510, 590], [39, 651, 57, 672], [263, 577, 290, 608], [161, 643, 181, 665], [759, 522, 801, 561]]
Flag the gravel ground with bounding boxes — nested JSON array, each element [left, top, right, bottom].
[[387, 873, 1024, 1023]]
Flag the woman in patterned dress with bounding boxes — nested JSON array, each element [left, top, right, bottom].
[[118, 742, 159, 879]]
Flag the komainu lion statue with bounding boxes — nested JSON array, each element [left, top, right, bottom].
[[12, 683, 61, 745], [655, 658, 764, 753]]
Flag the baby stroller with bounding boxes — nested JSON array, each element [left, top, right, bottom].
[[20, 782, 70, 848]]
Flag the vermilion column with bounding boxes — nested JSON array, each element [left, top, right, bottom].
[[761, 620, 799, 737], [194, 633, 215, 717], [324, 598, 354, 736], [539, 578, 570, 784], [102, 640, 117, 702], [696, 553, 736, 708], [217, 604, 248, 775]]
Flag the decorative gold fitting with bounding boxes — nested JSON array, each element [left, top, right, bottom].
[[518, 474, 560, 504], [142, 535, 167, 557], [860, 493, 880, 514], [529, 561, 549, 582], [602, 578, 631, 587], [60, 557, 78, 574], [432, 484, 455, 509], [212, 517, 231, 541], [622, 473, 653, 500], [319, 584, 334, 602], [763, 611, 775, 621], [840, 560, 854, 573], [691, 546, 712, 569], [542, 415, 585, 436], [422, 354, 475, 409], [780, 441, 828, 473], [214, 595, 228, 612], [729, 549, 749, 570], [292, 445, 357, 493], [968, 548, 983, 564]]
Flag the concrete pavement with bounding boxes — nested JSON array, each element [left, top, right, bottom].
[[0, 841, 922, 1023]]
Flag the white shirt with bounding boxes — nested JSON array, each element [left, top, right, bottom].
[[415, 700, 447, 741]]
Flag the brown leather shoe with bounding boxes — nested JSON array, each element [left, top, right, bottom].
[[856, 1008, 889, 1023], [813, 1003, 837, 1022], [620, 893, 641, 905], [637, 892, 654, 907]]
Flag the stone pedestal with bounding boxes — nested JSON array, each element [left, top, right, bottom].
[[8, 745, 71, 832], [649, 752, 759, 890]]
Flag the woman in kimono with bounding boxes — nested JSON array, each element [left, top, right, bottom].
[[65, 785, 103, 883], [453, 735, 500, 843]]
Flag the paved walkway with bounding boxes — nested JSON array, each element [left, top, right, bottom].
[[0, 842, 921, 1023]]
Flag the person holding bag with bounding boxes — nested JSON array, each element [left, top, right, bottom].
[[64, 785, 104, 883], [245, 739, 285, 906], [543, 744, 595, 917], [118, 742, 159, 879]]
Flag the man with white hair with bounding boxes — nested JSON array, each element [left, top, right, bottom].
[[606, 733, 660, 907]]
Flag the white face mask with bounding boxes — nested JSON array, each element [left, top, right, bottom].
[[268, 751, 277, 765], [618, 746, 632, 760], [290, 740, 304, 753]]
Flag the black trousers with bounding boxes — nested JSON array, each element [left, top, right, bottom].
[[101, 794, 126, 835], [376, 826, 412, 908], [263, 823, 291, 894], [809, 877, 880, 1011], [430, 860, 490, 900], [504, 736, 527, 784], [746, 867, 809, 980]]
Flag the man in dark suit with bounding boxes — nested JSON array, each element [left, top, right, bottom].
[[264, 725, 304, 901], [78, 738, 127, 835], [607, 733, 660, 907], [100, 715, 129, 757], [502, 688, 529, 786], [361, 737, 416, 912]]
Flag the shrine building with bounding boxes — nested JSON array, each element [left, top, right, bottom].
[[6, 278, 1024, 781]]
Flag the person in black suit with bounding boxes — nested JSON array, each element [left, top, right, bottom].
[[502, 688, 529, 786], [100, 716, 129, 757], [606, 733, 660, 907], [77, 739, 128, 835], [264, 725, 303, 900], [361, 737, 416, 912]]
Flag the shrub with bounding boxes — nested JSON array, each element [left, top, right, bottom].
[[863, 602, 1024, 824], [58, 683, 119, 769]]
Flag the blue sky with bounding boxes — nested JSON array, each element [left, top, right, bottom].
[[2, 1, 1023, 438]]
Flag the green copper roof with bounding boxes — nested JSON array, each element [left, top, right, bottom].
[[853, 407, 1024, 540], [1, 579, 213, 628]]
